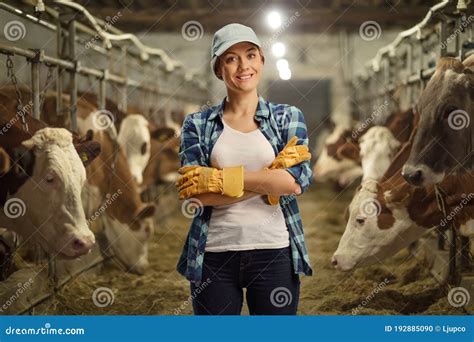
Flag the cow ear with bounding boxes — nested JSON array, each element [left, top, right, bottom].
[[0, 148, 10, 174], [76, 141, 101, 167], [21, 138, 35, 150], [135, 204, 156, 220]]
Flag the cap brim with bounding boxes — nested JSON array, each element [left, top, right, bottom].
[[213, 37, 261, 58]]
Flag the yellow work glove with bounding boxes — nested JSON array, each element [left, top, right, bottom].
[[266, 136, 311, 205], [176, 165, 244, 200]]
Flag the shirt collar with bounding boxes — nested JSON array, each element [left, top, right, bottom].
[[208, 95, 270, 121]]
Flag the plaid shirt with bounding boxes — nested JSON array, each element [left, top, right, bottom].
[[177, 96, 313, 283]]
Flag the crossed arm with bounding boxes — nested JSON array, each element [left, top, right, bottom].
[[193, 169, 302, 206]]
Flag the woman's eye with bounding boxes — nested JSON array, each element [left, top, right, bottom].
[[248, 53, 256, 59], [226, 57, 237, 63]]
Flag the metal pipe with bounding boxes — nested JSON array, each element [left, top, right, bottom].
[[30, 60, 40, 119], [67, 19, 78, 132]]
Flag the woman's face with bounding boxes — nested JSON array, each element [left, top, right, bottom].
[[218, 42, 263, 93]]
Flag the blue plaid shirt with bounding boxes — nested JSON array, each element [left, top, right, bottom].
[[177, 96, 313, 282]]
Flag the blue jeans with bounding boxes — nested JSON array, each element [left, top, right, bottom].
[[190, 246, 300, 315]]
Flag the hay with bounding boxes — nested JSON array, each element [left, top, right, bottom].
[[31, 182, 469, 315]]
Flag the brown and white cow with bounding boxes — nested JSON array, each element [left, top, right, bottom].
[[79, 93, 152, 187], [141, 126, 180, 192], [403, 56, 474, 186], [76, 98, 156, 274], [332, 139, 474, 271], [0, 111, 100, 258], [313, 123, 363, 187]]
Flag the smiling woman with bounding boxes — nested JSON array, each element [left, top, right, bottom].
[[176, 23, 313, 316]]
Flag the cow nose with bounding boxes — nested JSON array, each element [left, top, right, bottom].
[[331, 256, 338, 267], [402, 166, 423, 186], [71, 236, 94, 255]]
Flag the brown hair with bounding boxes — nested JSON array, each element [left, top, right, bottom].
[[214, 45, 265, 80]]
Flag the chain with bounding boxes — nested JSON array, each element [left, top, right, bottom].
[[39, 64, 55, 113], [6, 55, 28, 133]]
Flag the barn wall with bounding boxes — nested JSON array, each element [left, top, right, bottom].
[[140, 30, 400, 120]]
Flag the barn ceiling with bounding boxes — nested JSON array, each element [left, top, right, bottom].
[[13, 0, 452, 34]]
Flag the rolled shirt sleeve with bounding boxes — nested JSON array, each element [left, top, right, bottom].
[[281, 106, 313, 194]]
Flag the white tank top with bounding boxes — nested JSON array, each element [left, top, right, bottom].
[[205, 118, 290, 252]]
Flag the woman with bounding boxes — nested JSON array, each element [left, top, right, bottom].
[[176, 23, 313, 315]]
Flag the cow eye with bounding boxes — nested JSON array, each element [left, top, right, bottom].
[[355, 216, 366, 225], [443, 105, 458, 120], [140, 142, 147, 155]]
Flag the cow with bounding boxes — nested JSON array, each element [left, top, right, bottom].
[[76, 98, 156, 274], [117, 114, 151, 185], [141, 126, 180, 192], [0, 115, 100, 258], [357, 126, 401, 181], [403, 56, 474, 186], [313, 123, 363, 187], [79, 93, 152, 187], [332, 138, 474, 271]]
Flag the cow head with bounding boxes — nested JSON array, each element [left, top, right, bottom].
[[103, 205, 155, 275], [403, 56, 474, 186], [313, 125, 362, 186], [4, 128, 99, 258], [117, 114, 151, 185], [331, 180, 425, 271], [358, 127, 400, 181]]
